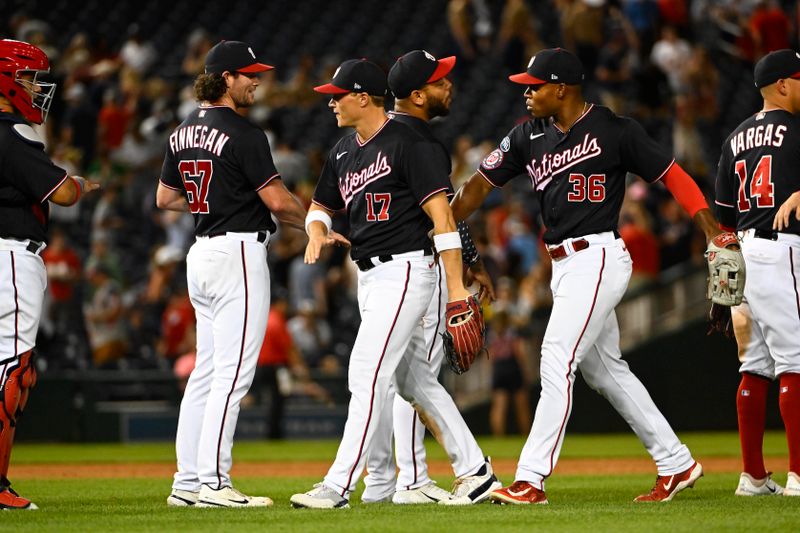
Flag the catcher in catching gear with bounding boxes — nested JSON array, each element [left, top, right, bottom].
[[705, 232, 745, 337], [442, 294, 486, 374]]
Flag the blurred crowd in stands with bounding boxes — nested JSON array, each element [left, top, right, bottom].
[[5, 0, 800, 432]]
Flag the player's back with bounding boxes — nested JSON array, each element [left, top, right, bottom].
[[718, 109, 800, 233], [161, 105, 278, 236]]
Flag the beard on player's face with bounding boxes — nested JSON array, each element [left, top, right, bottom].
[[427, 97, 450, 119]]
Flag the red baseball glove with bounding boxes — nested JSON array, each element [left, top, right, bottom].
[[441, 294, 486, 374]]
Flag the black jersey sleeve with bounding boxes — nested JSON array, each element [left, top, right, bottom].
[[3, 130, 68, 202], [312, 152, 345, 211], [713, 145, 736, 227], [159, 145, 182, 190], [231, 128, 281, 190], [477, 124, 529, 187], [619, 118, 675, 183], [404, 140, 452, 205]]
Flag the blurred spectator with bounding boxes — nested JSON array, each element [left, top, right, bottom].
[[158, 288, 195, 362], [496, 0, 542, 70], [672, 95, 710, 180], [83, 265, 128, 367], [595, 27, 635, 113], [748, 0, 790, 58], [655, 196, 695, 269], [619, 183, 660, 289], [488, 311, 532, 436], [559, 0, 607, 82], [288, 300, 334, 369], [181, 29, 214, 78], [60, 82, 98, 169], [41, 227, 83, 336], [447, 0, 493, 60], [85, 235, 124, 285], [622, 0, 661, 50], [650, 25, 692, 93], [97, 88, 133, 152], [119, 24, 157, 75]]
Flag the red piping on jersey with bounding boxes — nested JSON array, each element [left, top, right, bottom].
[[661, 163, 708, 218], [311, 199, 339, 213], [356, 117, 391, 147], [546, 248, 605, 479], [715, 199, 735, 208], [215, 242, 248, 489], [343, 261, 412, 496], [40, 173, 69, 203], [652, 159, 676, 183], [158, 179, 182, 191], [552, 103, 594, 134], [418, 187, 449, 206], [255, 173, 281, 191], [477, 168, 502, 188]]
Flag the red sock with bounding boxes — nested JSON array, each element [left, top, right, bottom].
[[738, 373, 770, 479], [779, 373, 800, 474]]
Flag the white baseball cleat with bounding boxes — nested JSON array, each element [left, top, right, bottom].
[[392, 481, 452, 504], [439, 458, 502, 505], [195, 485, 273, 508], [290, 483, 350, 509], [167, 488, 200, 507], [734, 473, 783, 496], [785, 472, 800, 497]]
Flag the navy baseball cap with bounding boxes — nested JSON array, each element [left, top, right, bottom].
[[754, 49, 800, 88], [204, 40, 274, 74], [314, 59, 387, 96], [388, 50, 456, 99], [509, 48, 584, 86]]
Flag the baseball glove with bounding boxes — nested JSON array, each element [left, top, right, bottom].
[[705, 232, 745, 307], [441, 294, 486, 374]]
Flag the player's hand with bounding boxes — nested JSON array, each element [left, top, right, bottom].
[[73, 176, 101, 194], [707, 302, 734, 338], [304, 234, 328, 264], [773, 190, 800, 231], [465, 260, 495, 303], [329, 231, 351, 248]]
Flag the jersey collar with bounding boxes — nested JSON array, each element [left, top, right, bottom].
[[551, 103, 594, 134], [356, 116, 391, 146]]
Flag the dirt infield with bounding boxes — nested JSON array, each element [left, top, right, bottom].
[[10, 456, 759, 480]]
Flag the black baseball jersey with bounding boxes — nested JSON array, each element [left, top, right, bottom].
[[0, 112, 69, 243], [479, 104, 674, 244], [312, 119, 451, 260], [160, 105, 279, 236], [715, 109, 800, 234], [388, 111, 453, 179]]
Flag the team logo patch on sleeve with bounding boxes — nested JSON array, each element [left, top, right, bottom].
[[500, 136, 511, 152], [482, 149, 504, 169]]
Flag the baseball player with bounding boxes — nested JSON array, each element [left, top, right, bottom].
[[0, 39, 99, 510], [290, 59, 500, 509], [450, 48, 728, 504], [714, 49, 800, 497], [157, 41, 320, 508], [361, 50, 496, 505]]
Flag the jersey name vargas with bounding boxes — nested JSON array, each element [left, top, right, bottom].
[[526, 133, 602, 190], [339, 151, 392, 205], [169, 125, 230, 156], [729, 123, 786, 158]]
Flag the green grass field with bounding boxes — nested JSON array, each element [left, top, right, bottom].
[[2, 432, 798, 532]]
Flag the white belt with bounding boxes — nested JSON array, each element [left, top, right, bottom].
[[0, 237, 46, 255], [738, 228, 800, 246], [196, 231, 270, 244]]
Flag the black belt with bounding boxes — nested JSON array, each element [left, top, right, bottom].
[[26, 240, 42, 253], [355, 247, 433, 272], [202, 231, 268, 243], [753, 229, 778, 240]]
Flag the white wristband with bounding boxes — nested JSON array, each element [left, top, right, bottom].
[[433, 231, 462, 252], [72, 176, 87, 193], [305, 210, 332, 235]]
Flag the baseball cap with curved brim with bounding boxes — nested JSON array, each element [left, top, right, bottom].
[[754, 49, 800, 88], [205, 40, 274, 74], [388, 50, 456, 99], [509, 48, 584, 86], [314, 59, 387, 96]]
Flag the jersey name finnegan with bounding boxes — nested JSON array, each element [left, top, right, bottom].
[[169, 125, 230, 156], [729, 123, 786, 157]]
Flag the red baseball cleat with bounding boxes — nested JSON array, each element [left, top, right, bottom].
[[490, 481, 548, 505], [635, 461, 703, 502], [0, 487, 38, 510]]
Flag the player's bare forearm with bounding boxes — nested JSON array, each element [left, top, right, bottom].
[[774, 190, 800, 231], [258, 180, 306, 231], [155, 182, 189, 212], [50, 176, 101, 206], [451, 172, 493, 222], [422, 193, 470, 301], [692, 208, 724, 241]]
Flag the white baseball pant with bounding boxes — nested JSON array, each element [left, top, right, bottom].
[[0, 238, 47, 363], [514, 232, 694, 489], [172, 231, 270, 491]]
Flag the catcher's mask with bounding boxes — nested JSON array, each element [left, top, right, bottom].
[[0, 39, 56, 124]]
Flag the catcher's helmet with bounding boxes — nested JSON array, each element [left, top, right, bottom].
[[0, 39, 56, 124]]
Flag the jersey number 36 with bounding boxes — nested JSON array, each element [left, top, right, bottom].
[[567, 173, 606, 203], [179, 160, 213, 214]]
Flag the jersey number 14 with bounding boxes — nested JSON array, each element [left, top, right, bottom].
[[178, 160, 213, 214], [735, 155, 774, 211]]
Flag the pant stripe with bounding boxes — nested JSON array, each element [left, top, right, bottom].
[[426, 263, 442, 362], [214, 242, 248, 488], [343, 261, 411, 496], [409, 412, 418, 489], [547, 248, 606, 477], [11, 252, 18, 356], [791, 248, 800, 326]]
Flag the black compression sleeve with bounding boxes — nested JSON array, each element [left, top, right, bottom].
[[457, 220, 480, 266]]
